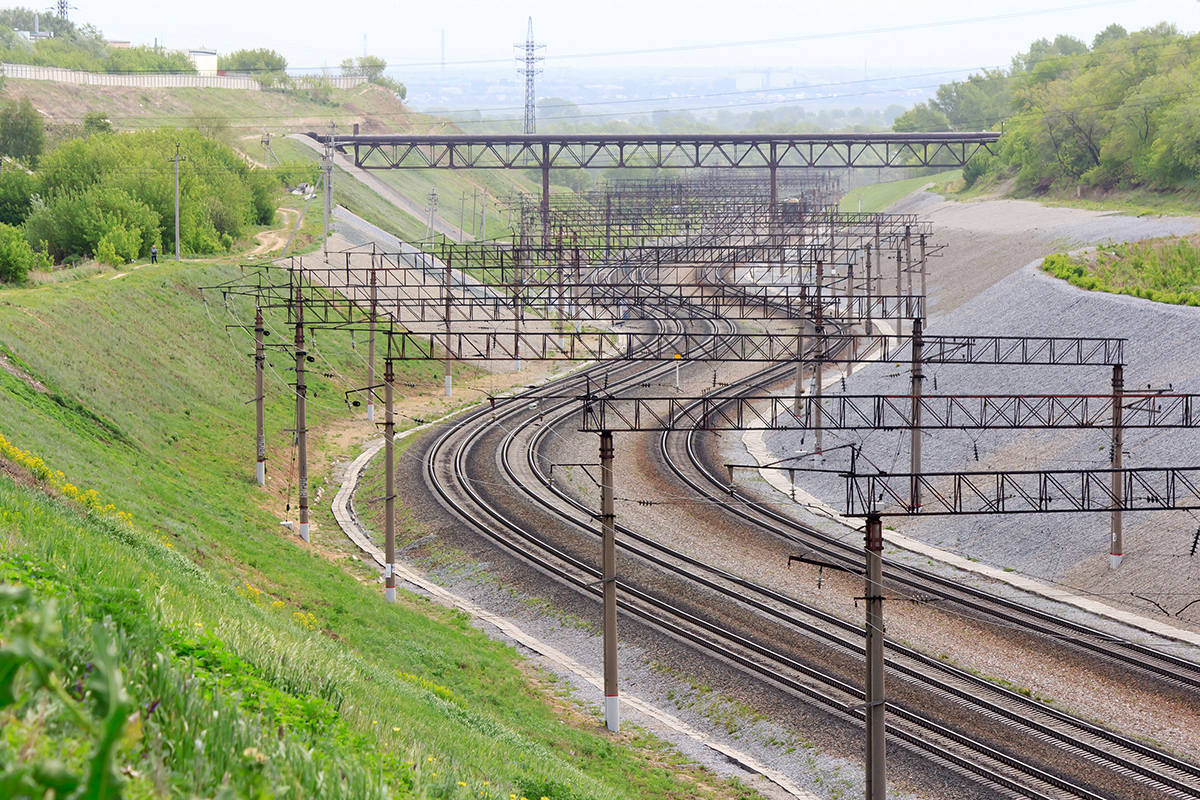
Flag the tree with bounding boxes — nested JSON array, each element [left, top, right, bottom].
[[892, 102, 950, 132], [0, 170, 34, 225], [0, 97, 44, 163], [1093, 23, 1128, 49], [83, 111, 113, 136], [219, 48, 287, 73], [357, 55, 387, 81], [0, 222, 47, 282]]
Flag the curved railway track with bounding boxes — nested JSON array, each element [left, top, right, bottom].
[[411, 305, 1200, 799]]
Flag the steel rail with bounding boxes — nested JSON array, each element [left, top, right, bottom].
[[662, 360, 1200, 694], [517, 356, 1200, 798]]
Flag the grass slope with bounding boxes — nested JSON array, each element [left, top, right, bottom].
[[839, 169, 961, 213], [1042, 236, 1200, 306], [0, 260, 761, 799]]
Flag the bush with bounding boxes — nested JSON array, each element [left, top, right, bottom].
[[962, 152, 995, 188], [29, 128, 277, 260], [0, 222, 48, 282], [0, 169, 34, 225]]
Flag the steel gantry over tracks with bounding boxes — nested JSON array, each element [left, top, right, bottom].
[[322, 132, 1002, 171]]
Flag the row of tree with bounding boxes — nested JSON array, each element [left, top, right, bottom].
[[0, 8, 195, 73], [895, 23, 1200, 192]]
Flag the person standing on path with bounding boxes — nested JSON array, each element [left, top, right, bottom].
[[150, 244, 158, 264]]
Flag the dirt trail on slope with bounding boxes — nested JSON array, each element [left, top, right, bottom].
[[249, 208, 298, 257]]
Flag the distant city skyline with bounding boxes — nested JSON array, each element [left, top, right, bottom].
[[72, 0, 1198, 116], [78, 0, 1194, 72]]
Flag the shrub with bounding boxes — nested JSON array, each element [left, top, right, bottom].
[[0, 222, 47, 282]]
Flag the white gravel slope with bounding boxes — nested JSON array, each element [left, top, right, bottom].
[[760, 192, 1200, 630]]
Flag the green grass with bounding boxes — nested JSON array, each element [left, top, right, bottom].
[[839, 169, 962, 213], [1041, 236, 1200, 306], [0, 260, 766, 799]]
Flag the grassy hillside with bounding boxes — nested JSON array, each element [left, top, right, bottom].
[[0, 260, 761, 799], [839, 169, 961, 213]]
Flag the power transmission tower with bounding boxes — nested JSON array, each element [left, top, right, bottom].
[[515, 17, 544, 134], [56, 0, 72, 20]]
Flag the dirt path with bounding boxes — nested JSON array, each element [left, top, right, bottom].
[[248, 208, 298, 257]]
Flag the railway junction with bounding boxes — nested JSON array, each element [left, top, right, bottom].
[[207, 132, 1200, 800]]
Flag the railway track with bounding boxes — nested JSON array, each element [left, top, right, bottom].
[[412, 306, 1200, 799]]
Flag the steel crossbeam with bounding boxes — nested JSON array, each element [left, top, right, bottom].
[[577, 392, 1191, 432], [380, 331, 1124, 363], [321, 132, 1001, 170], [844, 467, 1200, 516]]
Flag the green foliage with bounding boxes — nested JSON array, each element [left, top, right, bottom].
[[961, 151, 995, 188], [81, 111, 112, 136], [0, 586, 133, 800], [0, 170, 34, 225], [0, 97, 44, 163], [0, 221, 46, 282], [218, 47, 287, 73], [25, 184, 160, 263], [895, 23, 1200, 194], [1041, 237, 1200, 306], [892, 102, 950, 132], [0, 9, 193, 75], [25, 128, 290, 261]]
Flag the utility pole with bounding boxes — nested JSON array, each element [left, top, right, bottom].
[[367, 265, 377, 423], [321, 124, 335, 256], [384, 356, 397, 602], [255, 307, 266, 486], [444, 244, 453, 397], [425, 188, 439, 246], [293, 277, 310, 543], [599, 429, 619, 732], [910, 316, 924, 512], [864, 514, 887, 800], [479, 188, 487, 239], [814, 260, 824, 458], [1111, 364, 1124, 569], [541, 140, 551, 249], [172, 142, 186, 261], [904, 225, 913, 299], [864, 243, 873, 336]]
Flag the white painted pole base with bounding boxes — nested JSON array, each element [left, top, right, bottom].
[[255, 461, 265, 486], [385, 586, 396, 603], [299, 522, 310, 542], [445, 374, 452, 397], [366, 404, 375, 423], [604, 695, 620, 733], [1110, 553, 1123, 569]]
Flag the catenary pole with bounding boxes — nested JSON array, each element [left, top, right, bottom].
[[599, 429, 619, 732], [1111, 364, 1124, 568], [294, 277, 310, 543], [255, 307, 266, 486], [384, 356, 397, 601], [865, 514, 887, 800]]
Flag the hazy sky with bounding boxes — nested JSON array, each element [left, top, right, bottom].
[[82, 0, 1196, 75]]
